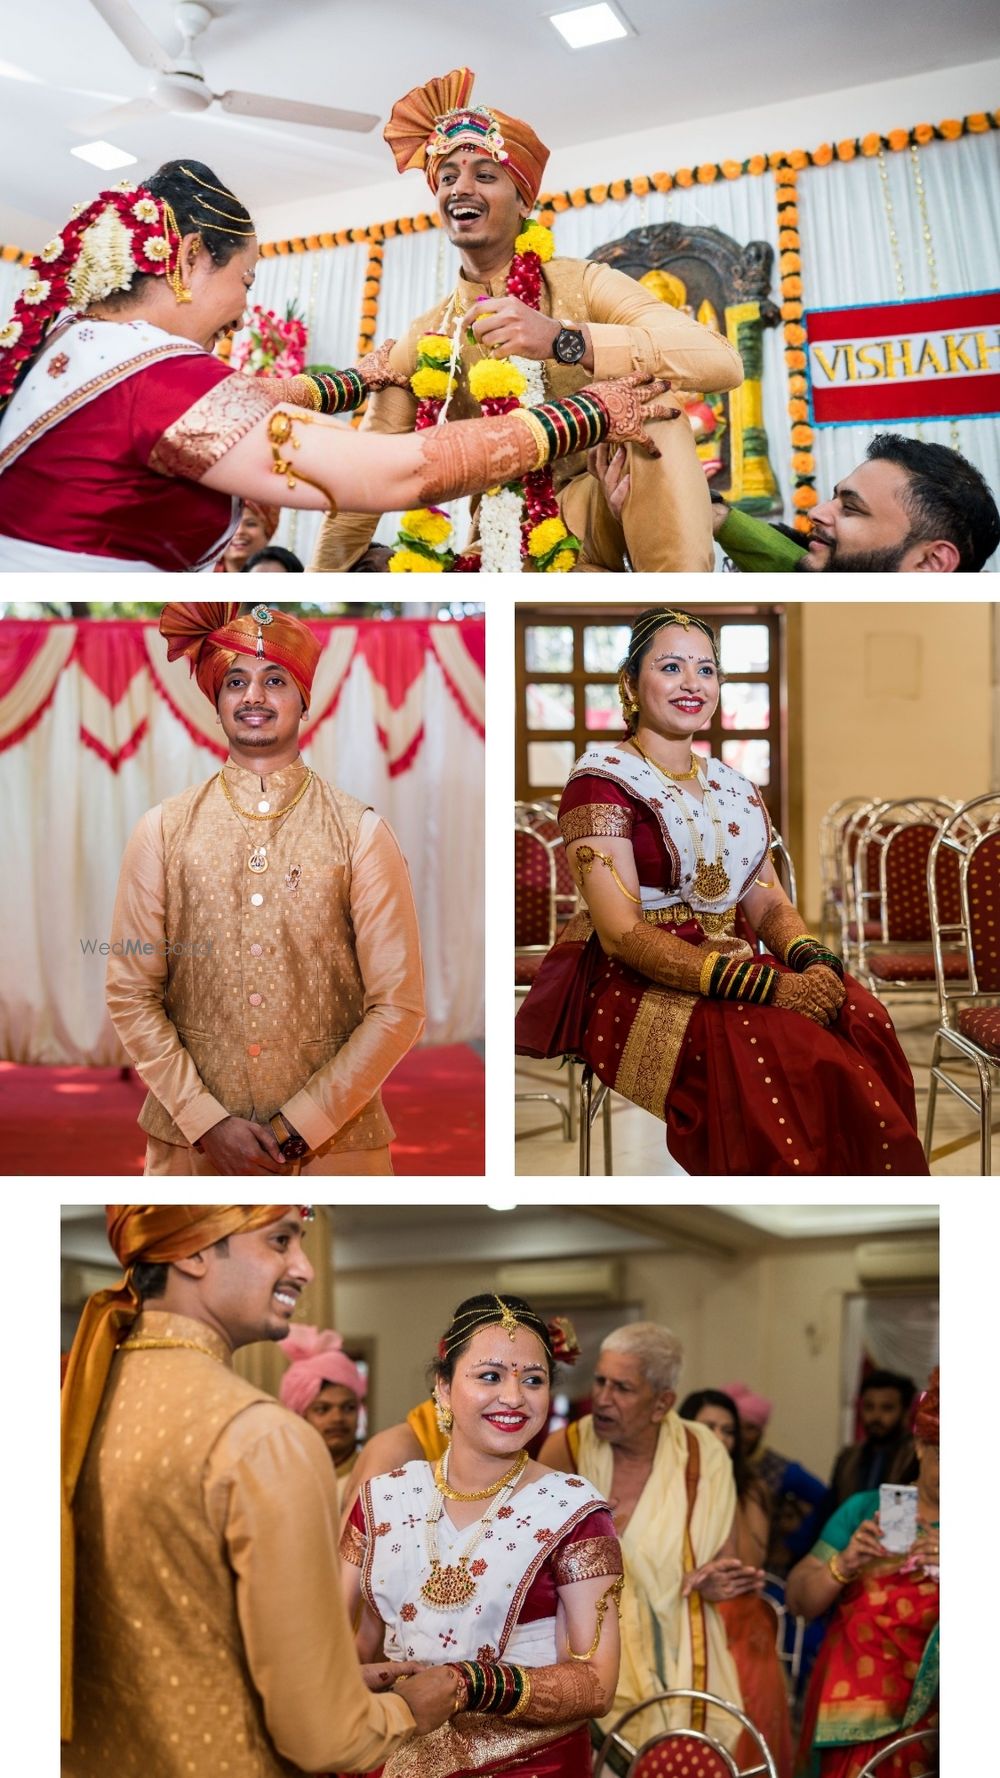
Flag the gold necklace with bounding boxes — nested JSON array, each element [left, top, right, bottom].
[[217, 768, 313, 874], [630, 738, 698, 781], [631, 743, 731, 902], [218, 766, 314, 820], [119, 1336, 223, 1361], [421, 1458, 527, 1612], [433, 1447, 529, 1501]]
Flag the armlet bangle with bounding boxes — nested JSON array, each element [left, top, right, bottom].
[[573, 844, 641, 904], [267, 409, 338, 514], [567, 1574, 625, 1662], [828, 1553, 852, 1586]]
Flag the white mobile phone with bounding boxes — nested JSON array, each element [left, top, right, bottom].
[[879, 1482, 918, 1553]]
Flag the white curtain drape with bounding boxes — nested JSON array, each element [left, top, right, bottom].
[[1, 625, 484, 1064], [799, 132, 1000, 569], [839, 1293, 939, 1444], [231, 242, 369, 566]]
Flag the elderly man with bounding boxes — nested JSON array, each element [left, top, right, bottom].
[[312, 67, 742, 574], [61, 1205, 454, 1775], [106, 601, 425, 1176], [540, 1322, 761, 1747]]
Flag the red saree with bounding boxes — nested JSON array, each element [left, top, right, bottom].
[[796, 1565, 938, 1778], [515, 765, 928, 1177]]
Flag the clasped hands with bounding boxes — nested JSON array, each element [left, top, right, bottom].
[[363, 1660, 461, 1735], [773, 963, 846, 1027], [196, 1114, 299, 1174], [682, 1555, 765, 1602]]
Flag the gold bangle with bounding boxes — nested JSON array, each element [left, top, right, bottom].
[[699, 950, 722, 996], [511, 406, 550, 471], [828, 1553, 852, 1586], [287, 374, 322, 411]]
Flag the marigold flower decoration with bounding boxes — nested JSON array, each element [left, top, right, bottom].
[[390, 220, 581, 574], [230, 302, 309, 378], [388, 506, 455, 573], [0, 183, 183, 411]]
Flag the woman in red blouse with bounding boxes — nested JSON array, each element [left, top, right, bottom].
[[340, 1293, 623, 1778]]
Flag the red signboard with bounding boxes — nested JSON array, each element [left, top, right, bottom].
[[805, 290, 1000, 425]]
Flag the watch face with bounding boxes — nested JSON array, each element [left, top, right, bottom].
[[554, 327, 586, 365]]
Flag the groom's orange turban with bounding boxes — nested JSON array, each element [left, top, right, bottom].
[[384, 68, 549, 209], [159, 600, 322, 709]]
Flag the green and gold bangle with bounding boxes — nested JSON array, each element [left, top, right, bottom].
[[707, 954, 778, 1004], [307, 367, 368, 414], [787, 936, 845, 979]]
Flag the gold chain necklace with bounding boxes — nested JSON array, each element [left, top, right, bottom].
[[421, 1459, 527, 1612], [433, 1447, 529, 1501], [119, 1336, 223, 1361], [629, 738, 699, 781], [630, 741, 731, 902], [217, 768, 313, 874]]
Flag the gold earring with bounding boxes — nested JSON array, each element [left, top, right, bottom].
[[434, 1390, 453, 1435], [626, 699, 639, 718]]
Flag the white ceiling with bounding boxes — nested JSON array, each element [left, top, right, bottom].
[[60, 1201, 940, 1271], [3, 0, 998, 247]]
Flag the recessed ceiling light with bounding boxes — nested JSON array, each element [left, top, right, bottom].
[[70, 141, 138, 172], [487, 1201, 518, 1213], [550, 3, 631, 49]]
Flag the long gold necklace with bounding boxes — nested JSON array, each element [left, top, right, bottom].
[[433, 1447, 529, 1501], [217, 767, 313, 874], [421, 1455, 527, 1612], [630, 739, 731, 901]]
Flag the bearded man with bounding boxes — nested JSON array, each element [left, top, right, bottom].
[[312, 67, 742, 574], [105, 601, 424, 1175], [61, 1205, 455, 1774]]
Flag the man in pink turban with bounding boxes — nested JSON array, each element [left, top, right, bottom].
[[280, 1325, 366, 1496], [725, 1380, 826, 1575]]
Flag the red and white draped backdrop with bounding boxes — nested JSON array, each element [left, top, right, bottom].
[[1, 615, 485, 1065]]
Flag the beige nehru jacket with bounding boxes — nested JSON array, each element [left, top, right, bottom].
[[63, 1309, 415, 1778], [105, 760, 425, 1154], [313, 255, 744, 570]]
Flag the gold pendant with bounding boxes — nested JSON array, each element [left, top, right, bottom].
[[693, 857, 731, 900], [419, 1559, 478, 1611], [248, 846, 269, 874]]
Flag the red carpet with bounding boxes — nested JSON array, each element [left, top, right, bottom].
[[0, 1046, 484, 1177]]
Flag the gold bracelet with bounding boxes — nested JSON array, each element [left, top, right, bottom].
[[699, 950, 722, 996], [828, 1553, 852, 1586], [511, 406, 550, 472], [266, 409, 338, 513]]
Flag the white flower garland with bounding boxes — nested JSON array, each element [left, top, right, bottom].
[[478, 355, 548, 574]]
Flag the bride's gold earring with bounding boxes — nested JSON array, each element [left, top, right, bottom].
[[434, 1389, 453, 1435]]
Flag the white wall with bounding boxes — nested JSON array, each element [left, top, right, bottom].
[[254, 57, 1000, 241]]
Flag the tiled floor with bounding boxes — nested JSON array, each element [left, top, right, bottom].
[[515, 990, 992, 1177]]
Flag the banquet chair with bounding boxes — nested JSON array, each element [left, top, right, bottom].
[[818, 796, 873, 950], [576, 1059, 613, 1176], [852, 798, 964, 1007], [594, 1689, 778, 1778], [838, 798, 889, 967], [514, 812, 572, 1140], [856, 1728, 938, 1776], [762, 1572, 805, 1697], [925, 792, 1000, 1173]]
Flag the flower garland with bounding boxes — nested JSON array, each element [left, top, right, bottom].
[[0, 181, 183, 411], [772, 167, 815, 533], [230, 302, 309, 377], [390, 220, 580, 573], [388, 505, 455, 573]]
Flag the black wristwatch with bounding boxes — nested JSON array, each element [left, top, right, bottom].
[[552, 325, 587, 365], [270, 1112, 309, 1162]]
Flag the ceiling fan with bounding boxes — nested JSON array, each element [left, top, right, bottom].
[[78, 0, 380, 135]]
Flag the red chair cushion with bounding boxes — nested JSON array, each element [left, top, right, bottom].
[[848, 919, 883, 941], [631, 1739, 733, 1778], [868, 949, 968, 983], [957, 1005, 1000, 1059], [514, 952, 547, 987]]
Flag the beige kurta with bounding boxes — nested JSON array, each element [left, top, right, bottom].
[[312, 257, 744, 574], [105, 758, 425, 1170], [63, 1309, 415, 1778]]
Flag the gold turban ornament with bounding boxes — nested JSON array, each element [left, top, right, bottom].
[[158, 600, 322, 710], [384, 67, 550, 209], [61, 1205, 294, 1740]]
